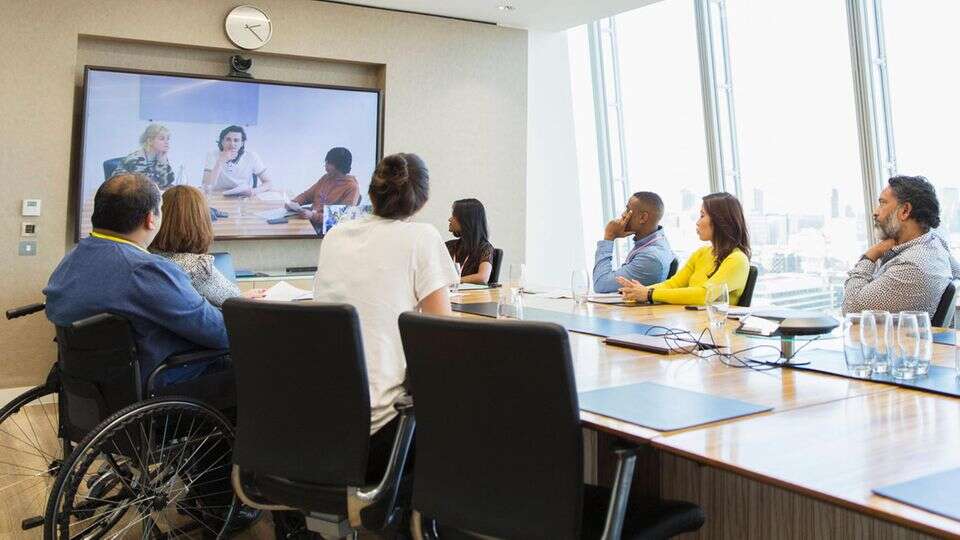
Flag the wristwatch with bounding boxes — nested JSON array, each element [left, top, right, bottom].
[[647, 287, 656, 304]]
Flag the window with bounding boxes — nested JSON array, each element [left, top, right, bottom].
[[882, 0, 960, 252], [613, 0, 711, 259], [718, 0, 866, 310]]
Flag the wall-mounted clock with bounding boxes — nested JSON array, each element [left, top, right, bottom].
[[225, 5, 272, 50]]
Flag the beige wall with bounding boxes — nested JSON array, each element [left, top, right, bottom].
[[0, 0, 527, 388]]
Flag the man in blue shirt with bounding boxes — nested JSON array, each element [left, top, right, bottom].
[[593, 191, 676, 293], [44, 173, 229, 384]]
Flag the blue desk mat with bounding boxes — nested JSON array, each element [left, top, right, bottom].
[[786, 349, 960, 398], [451, 302, 661, 338], [933, 331, 955, 346], [874, 467, 960, 521], [579, 382, 772, 431]]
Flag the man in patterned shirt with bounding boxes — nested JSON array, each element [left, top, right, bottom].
[[843, 175, 960, 318]]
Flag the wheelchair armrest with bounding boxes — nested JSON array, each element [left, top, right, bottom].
[[347, 407, 416, 529], [145, 348, 230, 395]]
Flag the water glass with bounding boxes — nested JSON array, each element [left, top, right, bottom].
[[901, 311, 932, 376], [862, 310, 892, 374], [449, 263, 462, 293], [508, 263, 526, 294], [893, 312, 919, 380], [705, 283, 730, 328], [953, 313, 959, 378], [238, 195, 249, 217], [842, 313, 873, 378], [571, 269, 590, 305], [497, 287, 524, 320]]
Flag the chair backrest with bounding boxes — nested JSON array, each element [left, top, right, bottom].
[[399, 313, 584, 539], [738, 265, 759, 307], [55, 313, 143, 441], [932, 279, 959, 327], [102, 157, 123, 180], [212, 251, 236, 282], [667, 258, 679, 279], [223, 299, 372, 487], [488, 248, 504, 285]]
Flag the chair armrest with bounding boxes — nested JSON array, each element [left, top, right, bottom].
[[6, 302, 45, 320], [395, 395, 414, 415], [145, 348, 230, 395], [601, 444, 639, 540], [348, 407, 416, 529]]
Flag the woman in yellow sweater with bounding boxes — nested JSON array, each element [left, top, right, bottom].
[[618, 192, 751, 306]]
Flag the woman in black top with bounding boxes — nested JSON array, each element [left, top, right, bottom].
[[446, 198, 495, 284]]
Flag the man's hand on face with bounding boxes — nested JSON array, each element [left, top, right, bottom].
[[864, 238, 897, 262], [604, 209, 634, 241]]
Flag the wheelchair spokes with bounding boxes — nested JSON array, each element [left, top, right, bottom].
[[46, 399, 237, 540], [0, 383, 63, 532]]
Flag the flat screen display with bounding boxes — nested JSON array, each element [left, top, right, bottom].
[[76, 67, 381, 239]]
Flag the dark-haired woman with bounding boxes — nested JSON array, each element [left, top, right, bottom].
[[287, 147, 361, 230], [313, 153, 458, 477], [618, 192, 751, 306], [446, 198, 495, 284]]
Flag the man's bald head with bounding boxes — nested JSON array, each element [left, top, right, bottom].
[[91, 174, 161, 234]]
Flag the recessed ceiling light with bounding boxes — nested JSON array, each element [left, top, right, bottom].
[[498, 5, 515, 11]]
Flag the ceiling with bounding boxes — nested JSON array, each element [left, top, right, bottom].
[[321, 0, 661, 31]]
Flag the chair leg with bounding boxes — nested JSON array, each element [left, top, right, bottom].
[[601, 446, 637, 540]]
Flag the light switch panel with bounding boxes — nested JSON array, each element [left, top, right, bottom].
[[18, 240, 37, 256]]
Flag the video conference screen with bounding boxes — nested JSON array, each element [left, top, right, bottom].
[[76, 67, 381, 240]]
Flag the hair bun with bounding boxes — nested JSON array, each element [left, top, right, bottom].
[[377, 154, 410, 186]]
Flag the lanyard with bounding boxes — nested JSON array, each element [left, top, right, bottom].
[[90, 231, 149, 254]]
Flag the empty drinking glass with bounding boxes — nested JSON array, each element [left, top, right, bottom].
[[843, 313, 873, 378], [705, 283, 730, 328], [901, 311, 932, 376], [497, 287, 523, 320], [449, 263, 462, 293], [571, 269, 589, 305], [893, 312, 919, 380], [508, 263, 526, 295], [862, 310, 892, 374]]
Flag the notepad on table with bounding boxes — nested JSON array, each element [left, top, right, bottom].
[[264, 281, 313, 302]]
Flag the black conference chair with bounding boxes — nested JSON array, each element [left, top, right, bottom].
[[488, 248, 504, 285], [212, 251, 237, 282], [102, 157, 123, 180], [666, 258, 679, 279], [932, 279, 959, 327], [737, 265, 759, 307], [399, 313, 705, 540], [223, 299, 414, 538]]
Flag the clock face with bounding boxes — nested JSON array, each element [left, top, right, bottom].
[[225, 5, 272, 50]]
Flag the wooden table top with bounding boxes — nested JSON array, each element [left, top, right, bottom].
[[452, 288, 960, 537], [80, 191, 318, 239]]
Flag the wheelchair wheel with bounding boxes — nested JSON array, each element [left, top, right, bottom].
[[0, 382, 66, 533], [44, 397, 238, 539]]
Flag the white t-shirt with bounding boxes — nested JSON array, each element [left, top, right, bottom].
[[313, 215, 458, 434], [203, 150, 266, 191]]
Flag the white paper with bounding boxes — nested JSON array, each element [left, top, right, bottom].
[[254, 208, 290, 221], [256, 191, 285, 202], [264, 280, 313, 302]]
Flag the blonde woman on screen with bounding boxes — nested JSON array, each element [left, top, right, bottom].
[[114, 123, 176, 188]]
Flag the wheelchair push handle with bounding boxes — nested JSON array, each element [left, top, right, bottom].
[[6, 303, 45, 320]]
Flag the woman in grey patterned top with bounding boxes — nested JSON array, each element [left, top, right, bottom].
[[113, 124, 176, 188], [150, 186, 265, 306]]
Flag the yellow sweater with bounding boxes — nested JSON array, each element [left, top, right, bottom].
[[651, 246, 750, 306]]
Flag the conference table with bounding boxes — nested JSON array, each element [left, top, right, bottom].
[[450, 288, 960, 539], [79, 191, 318, 238]]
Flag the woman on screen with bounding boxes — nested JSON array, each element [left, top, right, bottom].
[[313, 153, 457, 477], [150, 186, 266, 306], [286, 147, 361, 230], [202, 125, 274, 196], [618, 192, 751, 306], [114, 123, 176, 188], [446, 198, 495, 284]]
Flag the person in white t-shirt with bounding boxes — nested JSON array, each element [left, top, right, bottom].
[[313, 152, 457, 477], [202, 125, 274, 195]]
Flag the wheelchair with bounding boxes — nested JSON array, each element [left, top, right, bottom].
[[3, 302, 242, 539]]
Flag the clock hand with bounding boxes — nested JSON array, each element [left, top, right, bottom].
[[245, 25, 264, 42]]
